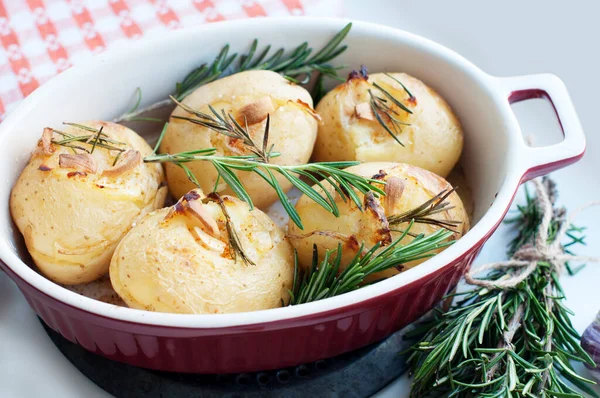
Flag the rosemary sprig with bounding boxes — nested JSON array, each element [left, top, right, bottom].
[[170, 96, 272, 162], [174, 23, 351, 101], [288, 222, 455, 305], [51, 123, 127, 159], [407, 179, 597, 398], [388, 187, 462, 233], [144, 129, 385, 229], [115, 24, 350, 124], [203, 192, 255, 266], [367, 73, 415, 146]]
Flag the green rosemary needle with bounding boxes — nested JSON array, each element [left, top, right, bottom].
[[407, 178, 597, 398], [288, 222, 455, 305], [203, 192, 255, 266], [366, 72, 415, 146], [170, 96, 272, 163], [388, 187, 462, 233], [117, 88, 164, 123], [51, 123, 127, 160]]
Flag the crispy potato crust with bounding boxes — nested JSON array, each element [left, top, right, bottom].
[[161, 70, 318, 208], [313, 73, 463, 177], [110, 190, 294, 314], [288, 162, 470, 282], [10, 121, 166, 284]]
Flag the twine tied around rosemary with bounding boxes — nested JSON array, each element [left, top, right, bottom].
[[465, 178, 600, 289]]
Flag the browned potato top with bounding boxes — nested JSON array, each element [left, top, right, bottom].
[[10, 121, 166, 285], [313, 72, 463, 178], [161, 70, 319, 208], [110, 190, 295, 314], [288, 162, 470, 281]]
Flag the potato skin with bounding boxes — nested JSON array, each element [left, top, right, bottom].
[[288, 162, 470, 281], [10, 121, 166, 285], [110, 190, 294, 314], [313, 73, 463, 178], [161, 70, 318, 208]]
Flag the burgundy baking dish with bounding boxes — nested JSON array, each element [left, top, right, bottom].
[[0, 18, 585, 373]]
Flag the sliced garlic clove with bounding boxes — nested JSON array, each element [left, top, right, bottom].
[[59, 153, 98, 174], [384, 176, 405, 214], [238, 96, 274, 125], [101, 150, 141, 177], [189, 225, 227, 253], [354, 102, 376, 121], [186, 199, 220, 238], [39, 127, 54, 156]]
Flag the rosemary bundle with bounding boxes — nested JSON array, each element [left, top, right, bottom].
[[408, 178, 598, 398]]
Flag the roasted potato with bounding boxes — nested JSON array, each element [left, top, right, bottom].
[[110, 189, 295, 314], [161, 70, 319, 208], [10, 121, 167, 285], [288, 162, 470, 281], [313, 72, 463, 177]]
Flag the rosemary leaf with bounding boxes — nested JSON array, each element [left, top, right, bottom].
[[204, 192, 255, 266]]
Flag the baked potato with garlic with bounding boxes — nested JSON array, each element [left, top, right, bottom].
[[313, 72, 463, 178], [288, 162, 470, 281], [110, 189, 295, 314], [160, 70, 319, 208], [10, 121, 167, 285]]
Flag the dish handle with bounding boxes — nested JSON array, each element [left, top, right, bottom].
[[499, 73, 586, 181]]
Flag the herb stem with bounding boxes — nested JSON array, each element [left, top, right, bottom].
[[538, 280, 555, 395], [485, 301, 524, 381], [113, 98, 173, 124], [144, 132, 385, 230]]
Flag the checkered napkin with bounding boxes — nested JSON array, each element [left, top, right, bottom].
[[0, 0, 342, 121]]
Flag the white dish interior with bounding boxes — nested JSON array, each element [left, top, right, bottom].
[[0, 18, 529, 327]]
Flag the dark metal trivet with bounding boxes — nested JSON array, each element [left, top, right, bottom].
[[41, 319, 415, 398]]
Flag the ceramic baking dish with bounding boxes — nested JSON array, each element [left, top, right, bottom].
[[0, 18, 585, 373]]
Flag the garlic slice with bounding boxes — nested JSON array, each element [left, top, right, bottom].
[[354, 102, 375, 121], [59, 153, 98, 174], [186, 199, 220, 237], [238, 96, 274, 125], [384, 177, 405, 214], [162, 190, 220, 238], [39, 127, 54, 156], [102, 150, 141, 177]]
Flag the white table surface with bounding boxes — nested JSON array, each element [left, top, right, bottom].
[[2, 1, 600, 397]]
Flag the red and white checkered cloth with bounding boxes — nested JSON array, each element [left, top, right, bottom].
[[0, 0, 342, 121]]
